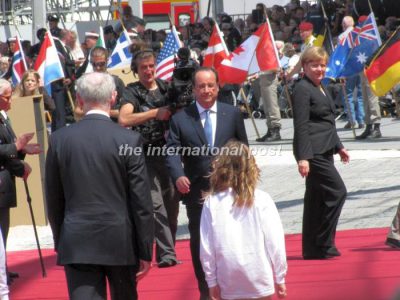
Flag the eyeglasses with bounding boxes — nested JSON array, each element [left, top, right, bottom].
[[91, 61, 107, 68]]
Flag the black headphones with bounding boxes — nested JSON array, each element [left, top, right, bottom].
[[130, 49, 156, 73]]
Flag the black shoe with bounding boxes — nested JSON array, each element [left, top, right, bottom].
[[356, 124, 372, 139], [370, 128, 382, 138], [385, 238, 400, 249], [267, 127, 281, 141], [158, 259, 180, 268], [326, 247, 341, 257], [8, 271, 19, 279], [256, 130, 271, 142], [358, 123, 365, 129]]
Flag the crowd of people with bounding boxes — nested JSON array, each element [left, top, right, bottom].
[[0, 1, 400, 300]]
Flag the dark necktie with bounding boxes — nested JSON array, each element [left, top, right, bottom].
[[203, 110, 213, 147]]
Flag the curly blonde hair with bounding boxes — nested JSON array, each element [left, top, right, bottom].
[[208, 140, 260, 207]]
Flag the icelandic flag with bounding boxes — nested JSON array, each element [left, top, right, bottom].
[[33, 32, 65, 95], [325, 13, 381, 79], [11, 34, 28, 86], [108, 29, 132, 69], [156, 26, 181, 80]]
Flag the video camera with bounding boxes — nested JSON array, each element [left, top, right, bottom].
[[168, 48, 199, 112]]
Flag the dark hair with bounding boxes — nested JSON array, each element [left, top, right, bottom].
[[36, 28, 47, 40], [130, 48, 156, 73], [192, 67, 219, 86]]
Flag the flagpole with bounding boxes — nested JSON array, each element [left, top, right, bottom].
[[367, 0, 373, 14], [319, 0, 334, 53], [240, 87, 261, 138], [340, 78, 357, 138]]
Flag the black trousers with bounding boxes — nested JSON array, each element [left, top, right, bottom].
[[302, 153, 347, 257], [0, 208, 10, 248], [51, 89, 67, 132], [186, 202, 209, 298], [64, 264, 138, 300]]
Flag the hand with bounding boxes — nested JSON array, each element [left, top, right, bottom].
[[136, 260, 151, 281], [155, 106, 172, 121], [15, 132, 35, 151], [338, 148, 350, 164], [176, 176, 191, 194], [23, 143, 42, 155], [63, 78, 72, 86], [209, 285, 221, 300], [276, 283, 287, 298], [22, 161, 32, 180], [298, 160, 309, 178]]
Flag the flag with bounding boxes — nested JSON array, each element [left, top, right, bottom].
[[313, 22, 334, 55], [95, 26, 106, 48], [218, 20, 280, 84], [33, 32, 65, 95], [156, 27, 181, 80], [203, 24, 229, 69], [11, 34, 28, 86], [325, 13, 381, 79], [365, 27, 400, 96], [108, 29, 132, 69]]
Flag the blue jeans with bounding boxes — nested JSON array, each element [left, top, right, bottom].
[[344, 75, 365, 124]]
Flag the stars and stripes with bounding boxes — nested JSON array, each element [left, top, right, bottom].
[[156, 27, 181, 80]]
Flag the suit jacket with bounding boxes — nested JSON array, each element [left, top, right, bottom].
[[292, 76, 343, 161], [166, 101, 248, 204], [45, 114, 154, 266], [0, 114, 25, 208]]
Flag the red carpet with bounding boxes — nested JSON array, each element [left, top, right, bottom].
[[7, 228, 400, 300]]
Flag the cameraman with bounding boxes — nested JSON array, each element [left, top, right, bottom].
[[119, 50, 179, 268]]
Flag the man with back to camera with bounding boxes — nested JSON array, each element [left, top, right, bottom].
[[0, 79, 41, 283], [119, 49, 179, 267], [166, 67, 248, 300], [45, 72, 154, 300]]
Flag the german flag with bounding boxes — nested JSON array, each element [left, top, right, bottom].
[[365, 27, 400, 96]]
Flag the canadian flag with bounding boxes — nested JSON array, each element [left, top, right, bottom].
[[203, 24, 229, 69], [218, 21, 280, 84]]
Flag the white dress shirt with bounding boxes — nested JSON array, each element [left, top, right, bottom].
[[86, 109, 110, 118], [196, 101, 217, 147], [200, 188, 287, 299]]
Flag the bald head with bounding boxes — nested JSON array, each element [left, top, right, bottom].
[[342, 16, 354, 31]]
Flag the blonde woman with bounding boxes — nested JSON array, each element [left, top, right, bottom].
[[200, 140, 287, 300], [15, 70, 55, 112]]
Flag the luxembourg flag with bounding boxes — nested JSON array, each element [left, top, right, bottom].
[[11, 34, 28, 86], [218, 20, 280, 84], [34, 31, 64, 94]]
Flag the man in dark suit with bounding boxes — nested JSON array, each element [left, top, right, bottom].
[[166, 67, 248, 299], [0, 79, 41, 282], [45, 72, 154, 300], [51, 29, 76, 131]]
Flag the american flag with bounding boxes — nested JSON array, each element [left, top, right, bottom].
[[156, 27, 181, 80]]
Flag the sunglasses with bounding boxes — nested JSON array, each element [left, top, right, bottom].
[[91, 61, 107, 68]]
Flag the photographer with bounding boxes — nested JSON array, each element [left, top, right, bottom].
[[119, 50, 179, 268]]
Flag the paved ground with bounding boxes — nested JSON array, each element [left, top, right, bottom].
[[8, 117, 400, 251]]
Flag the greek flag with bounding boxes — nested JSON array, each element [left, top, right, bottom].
[[108, 29, 132, 69]]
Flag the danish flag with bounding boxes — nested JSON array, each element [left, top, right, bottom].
[[203, 24, 229, 70]]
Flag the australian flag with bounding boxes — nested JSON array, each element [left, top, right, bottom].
[[108, 29, 132, 69], [325, 13, 381, 79]]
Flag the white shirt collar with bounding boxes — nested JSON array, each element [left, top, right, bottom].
[[86, 109, 110, 118], [196, 101, 217, 115], [0, 110, 7, 120]]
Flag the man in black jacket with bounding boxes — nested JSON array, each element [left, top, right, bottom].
[[45, 72, 154, 300], [119, 50, 179, 267], [0, 79, 40, 282]]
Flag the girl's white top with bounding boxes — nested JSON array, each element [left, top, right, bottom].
[[200, 188, 287, 299]]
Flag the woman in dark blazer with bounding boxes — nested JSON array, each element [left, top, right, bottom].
[[292, 46, 350, 260]]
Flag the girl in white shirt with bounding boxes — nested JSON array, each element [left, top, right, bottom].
[[200, 140, 287, 300]]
